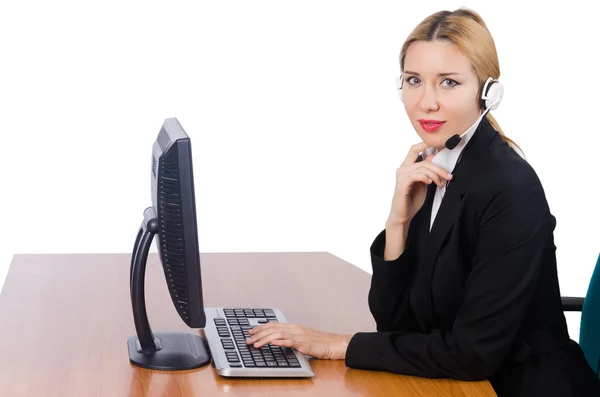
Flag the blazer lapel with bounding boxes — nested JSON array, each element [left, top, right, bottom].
[[416, 117, 498, 331], [411, 182, 437, 332]]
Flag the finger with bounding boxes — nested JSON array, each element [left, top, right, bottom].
[[424, 152, 436, 162], [247, 325, 305, 345], [246, 328, 277, 344], [253, 331, 296, 348], [413, 166, 446, 188], [402, 142, 431, 166], [414, 162, 453, 181], [271, 339, 295, 348], [247, 327, 293, 345], [403, 172, 433, 192], [249, 322, 294, 335], [248, 324, 272, 335]]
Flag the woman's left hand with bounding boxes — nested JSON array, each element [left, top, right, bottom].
[[246, 322, 354, 360]]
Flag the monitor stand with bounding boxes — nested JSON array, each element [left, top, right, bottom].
[[127, 207, 211, 370]]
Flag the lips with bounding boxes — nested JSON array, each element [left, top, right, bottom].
[[418, 119, 445, 132]]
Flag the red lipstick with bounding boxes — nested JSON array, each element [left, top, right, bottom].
[[418, 119, 445, 132]]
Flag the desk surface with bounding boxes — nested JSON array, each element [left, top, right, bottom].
[[0, 253, 496, 396]]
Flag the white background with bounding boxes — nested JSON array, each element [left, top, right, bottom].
[[1, 1, 598, 341]]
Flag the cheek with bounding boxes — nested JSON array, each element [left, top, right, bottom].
[[442, 102, 469, 118], [403, 100, 420, 119], [444, 88, 477, 107], [442, 92, 479, 118]]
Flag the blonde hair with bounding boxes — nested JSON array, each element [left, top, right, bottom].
[[399, 7, 523, 155]]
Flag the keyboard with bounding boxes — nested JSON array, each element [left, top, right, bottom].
[[204, 307, 315, 377]]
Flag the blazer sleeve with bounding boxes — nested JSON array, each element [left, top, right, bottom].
[[346, 179, 551, 381], [368, 226, 419, 333], [368, 151, 423, 333]]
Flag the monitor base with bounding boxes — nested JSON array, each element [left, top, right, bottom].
[[128, 331, 211, 370]]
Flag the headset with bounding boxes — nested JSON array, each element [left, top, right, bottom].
[[395, 75, 504, 149]]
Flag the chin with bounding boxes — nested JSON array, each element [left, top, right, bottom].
[[422, 137, 445, 151]]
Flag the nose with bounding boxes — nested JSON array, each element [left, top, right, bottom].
[[418, 86, 440, 113]]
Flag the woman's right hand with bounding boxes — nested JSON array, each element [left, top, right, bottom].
[[387, 142, 453, 228]]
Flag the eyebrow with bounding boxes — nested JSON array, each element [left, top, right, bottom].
[[403, 71, 462, 77]]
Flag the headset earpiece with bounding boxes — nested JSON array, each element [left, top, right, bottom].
[[395, 75, 403, 103], [481, 77, 503, 111]]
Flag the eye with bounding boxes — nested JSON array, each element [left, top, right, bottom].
[[406, 76, 421, 85], [442, 78, 459, 87]]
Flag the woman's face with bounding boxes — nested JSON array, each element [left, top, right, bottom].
[[402, 40, 481, 151]]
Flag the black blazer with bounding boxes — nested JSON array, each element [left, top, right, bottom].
[[344, 117, 600, 396]]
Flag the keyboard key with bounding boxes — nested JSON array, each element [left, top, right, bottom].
[[230, 363, 242, 368], [267, 361, 278, 367], [258, 319, 269, 324], [288, 361, 301, 368], [264, 309, 276, 317]]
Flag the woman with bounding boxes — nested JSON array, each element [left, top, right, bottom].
[[245, 8, 600, 396]]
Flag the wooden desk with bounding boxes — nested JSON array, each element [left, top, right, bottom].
[[0, 253, 496, 396]]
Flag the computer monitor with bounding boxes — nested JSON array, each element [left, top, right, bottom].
[[127, 117, 211, 370]]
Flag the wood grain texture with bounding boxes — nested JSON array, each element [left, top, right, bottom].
[[0, 253, 496, 396]]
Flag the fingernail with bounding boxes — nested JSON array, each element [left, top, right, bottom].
[[447, 173, 453, 179]]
